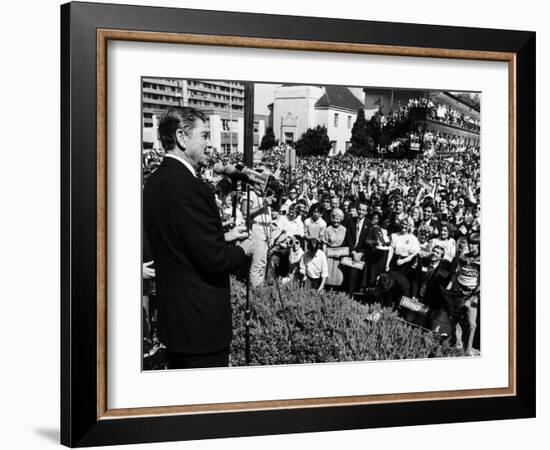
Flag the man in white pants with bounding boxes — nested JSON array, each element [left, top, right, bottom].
[[241, 187, 274, 287]]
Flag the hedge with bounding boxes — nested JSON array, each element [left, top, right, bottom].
[[230, 280, 460, 366]]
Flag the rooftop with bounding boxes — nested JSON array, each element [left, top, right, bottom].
[[315, 85, 364, 112]]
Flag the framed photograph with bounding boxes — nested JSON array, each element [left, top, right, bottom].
[[61, 1, 536, 447]]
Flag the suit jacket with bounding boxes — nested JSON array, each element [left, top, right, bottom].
[[352, 217, 371, 256], [143, 158, 247, 354], [411, 256, 452, 308], [421, 217, 441, 236], [342, 213, 357, 245]]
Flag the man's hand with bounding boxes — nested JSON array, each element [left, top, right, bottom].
[[142, 261, 155, 279], [238, 237, 254, 256], [396, 258, 406, 266], [221, 217, 235, 228], [352, 251, 363, 262], [224, 225, 249, 242]]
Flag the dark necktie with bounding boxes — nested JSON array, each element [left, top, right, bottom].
[[419, 265, 435, 298]]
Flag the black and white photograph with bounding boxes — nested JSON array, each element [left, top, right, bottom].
[[141, 78, 482, 370]]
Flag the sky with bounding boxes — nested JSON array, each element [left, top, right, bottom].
[[253, 83, 365, 116], [254, 83, 280, 116]]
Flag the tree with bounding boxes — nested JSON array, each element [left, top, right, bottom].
[[295, 125, 332, 157], [259, 127, 278, 150], [349, 108, 375, 156]]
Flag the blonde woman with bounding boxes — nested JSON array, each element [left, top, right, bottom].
[[323, 208, 352, 288]]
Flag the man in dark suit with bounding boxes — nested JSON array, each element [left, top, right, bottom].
[[411, 244, 452, 310], [347, 202, 371, 296], [144, 107, 252, 369], [421, 204, 441, 238]]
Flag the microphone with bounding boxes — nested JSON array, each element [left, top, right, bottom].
[[213, 163, 247, 181], [213, 163, 271, 193]]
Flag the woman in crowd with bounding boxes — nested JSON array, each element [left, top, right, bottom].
[[282, 203, 304, 239], [386, 218, 420, 289], [285, 236, 305, 283], [323, 208, 352, 289], [409, 205, 423, 233], [430, 223, 457, 262], [417, 225, 432, 258], [304, 203, 327, 241]]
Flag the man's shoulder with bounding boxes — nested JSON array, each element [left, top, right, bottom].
[[438, 259, 452, 272], [420, 255, 432, 266], [145, 161, 208, 202], [146, 159, 194, 187]]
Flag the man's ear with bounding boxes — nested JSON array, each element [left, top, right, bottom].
[[175, 128, 187, 151]]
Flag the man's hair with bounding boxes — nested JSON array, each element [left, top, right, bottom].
[[158, 107, 207, 151], [376, 273, 395, 293], [431, 244, 445, 254], [468, 232, 481, 244], [310, 204, 322, 215]]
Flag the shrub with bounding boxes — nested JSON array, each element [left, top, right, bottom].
[[294, 126, 332, 157], [230, 280, 460, 366]]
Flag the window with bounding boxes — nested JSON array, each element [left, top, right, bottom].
[[334, 113, 339, 127], [348, 116, 352, 128], [331, 141, 337, 151]]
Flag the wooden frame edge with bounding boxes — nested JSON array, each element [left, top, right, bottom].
[[95, 28, 517, 420], [97, 29, 108, 419], [100, 387, 515, 419], [508, 56, 517, 395], [97, 29, 515, 61]]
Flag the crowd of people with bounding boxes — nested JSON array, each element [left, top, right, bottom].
[[369, 96, 480, 157], [401, 130, 478, 154], [379, 96, 480, 133], [204, 145, 481, 355]]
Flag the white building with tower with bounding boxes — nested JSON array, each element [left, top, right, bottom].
[[270, 84, 364, 155]]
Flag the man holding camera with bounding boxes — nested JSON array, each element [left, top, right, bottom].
[[241, 183, 275, 287]]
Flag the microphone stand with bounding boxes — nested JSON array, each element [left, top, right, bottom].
[[245, 184, 251, 366], [231, 180, 238, 224]]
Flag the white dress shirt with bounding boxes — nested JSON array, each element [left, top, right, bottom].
[[164, 153, 196, 178]]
